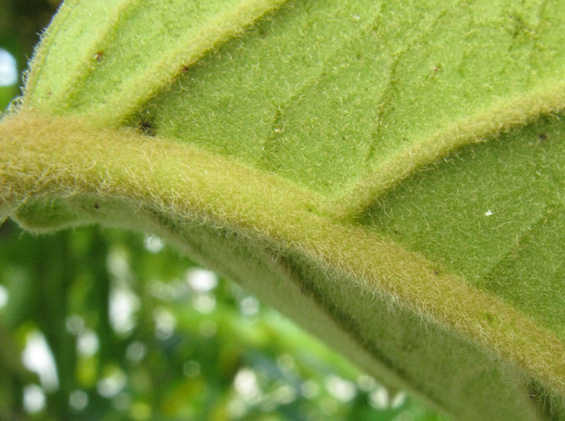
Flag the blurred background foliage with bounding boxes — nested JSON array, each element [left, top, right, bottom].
[[0, 1, 445, 420]]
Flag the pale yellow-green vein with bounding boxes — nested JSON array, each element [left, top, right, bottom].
[[23, 0, 136, 110], [334, 79, 565, 218], [84, 0, 289, 127]]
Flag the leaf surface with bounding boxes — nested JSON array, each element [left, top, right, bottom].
[[2, 0, 565, 419]]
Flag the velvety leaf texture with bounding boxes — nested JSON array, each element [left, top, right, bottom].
[[2, 0, 565, 419]]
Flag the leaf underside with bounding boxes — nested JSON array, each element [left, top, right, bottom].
[[2, 0, 565, 419]]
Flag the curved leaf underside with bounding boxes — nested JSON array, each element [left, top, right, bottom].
[[2, 0, 565, 419]]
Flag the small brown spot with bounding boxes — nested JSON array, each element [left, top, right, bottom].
[[94, 202, 99, 209], [94, 51, 104, 62], [433, 270, 439, 275], [182, 65, 189, 73], [139, 120, 155, 136], [538, 133, 547, 142]]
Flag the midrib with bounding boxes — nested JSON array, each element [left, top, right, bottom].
[[1, 111, 564, 396]]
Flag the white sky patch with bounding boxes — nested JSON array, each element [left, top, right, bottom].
[[77, 329, 99, 358], [0, 49, 17, 86], [187, 268, 218, 292], [325, 374, 356, 402], [23, 384, 45, 414], [22, 331, 59, 392], [97, 369, 127, 398], [0, 284, 9, 309], [239, 296, 259, 317], [126, 341, 146, 363], [391, 391, 406, 408], [369, 386, 390, 409], [154, 308, 176, 340], [193, 293, 216, 314], [149, 279, 187, 302], [107, 248, 132, 282], [144, 234, 165, 253], [110, 288, 139, 334], [234, 368, 261, 404], [357, 374, 377, 392], [300, 380, 319, 399], [69, 389, 89, 411]]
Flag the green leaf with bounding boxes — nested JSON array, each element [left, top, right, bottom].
[[2, 0, 565, 419]]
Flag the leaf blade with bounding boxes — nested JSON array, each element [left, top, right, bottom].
[[4, 0, 565, 418]]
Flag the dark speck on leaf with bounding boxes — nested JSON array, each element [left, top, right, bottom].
[[538, 133, 547, 142], [94, 202, 99, 209], [139, 120, 156, 136], [95, 51, 104, 62]]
